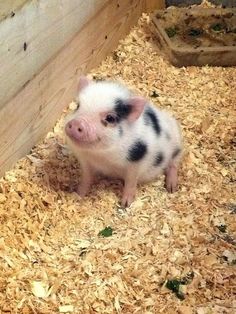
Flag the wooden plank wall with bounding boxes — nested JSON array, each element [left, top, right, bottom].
[[0, 0, 108, 108], [0, 0, 165, 177]]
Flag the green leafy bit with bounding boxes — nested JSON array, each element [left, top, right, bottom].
[[98, 226, 113, 237], [217, 224, 227, 233], [165, 272, 194, 300], [211, 23, 224, 32], [166, 279, 185, 300], [165, 27, 177, 38]]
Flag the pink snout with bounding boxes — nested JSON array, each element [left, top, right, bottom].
[[65, 118, 97, 143]]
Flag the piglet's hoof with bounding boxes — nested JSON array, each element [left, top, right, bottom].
[[121, 192, 135, 208], [165, 180, 178, 193], [165, 173, 178, 193]]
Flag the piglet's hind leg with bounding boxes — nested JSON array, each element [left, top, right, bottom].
[[165, 162, 178, 193]]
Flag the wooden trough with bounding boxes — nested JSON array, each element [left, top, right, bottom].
[[0, 0, 164, 178]]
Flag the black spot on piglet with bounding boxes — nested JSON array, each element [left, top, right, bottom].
[[127, 140, 147, 162], [154, 152, 164, 166], [144, 107, 161, 135], [114, 99, 132, 122]]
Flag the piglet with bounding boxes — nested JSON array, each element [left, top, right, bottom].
[[65, 76, 183, 207]]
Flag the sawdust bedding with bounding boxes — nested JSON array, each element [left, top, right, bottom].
[[0, 6, 235, 314]]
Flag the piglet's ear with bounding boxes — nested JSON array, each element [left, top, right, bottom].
[[78, 76, 91, 92], [127, 96, 147, 122]]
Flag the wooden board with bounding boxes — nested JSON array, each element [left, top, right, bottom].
[[0, 0, 165, 177], [0, 0, 108, 108]]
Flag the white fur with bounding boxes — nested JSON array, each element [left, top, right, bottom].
[[76, 81, 131, 116]]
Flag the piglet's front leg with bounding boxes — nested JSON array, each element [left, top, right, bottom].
[[121, 167, 138, 207], [77, 161, 95, 197]]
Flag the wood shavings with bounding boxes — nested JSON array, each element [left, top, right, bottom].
[[59, 305, 74, 313], [31, 281, 50, 298], [0, 3, 235, 313], [222, 250, 236, 265]]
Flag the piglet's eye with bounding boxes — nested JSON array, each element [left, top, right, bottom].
[[105, 114, 117, 124]]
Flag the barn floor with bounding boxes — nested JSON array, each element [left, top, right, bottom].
[[0, 11, 235, 314]]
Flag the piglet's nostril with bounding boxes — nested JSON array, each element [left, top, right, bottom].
[[78, 127, 82, 132], [68, 123, 72, 129]]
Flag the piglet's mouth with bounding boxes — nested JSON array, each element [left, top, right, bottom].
[[68, 134, 101, 146]]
